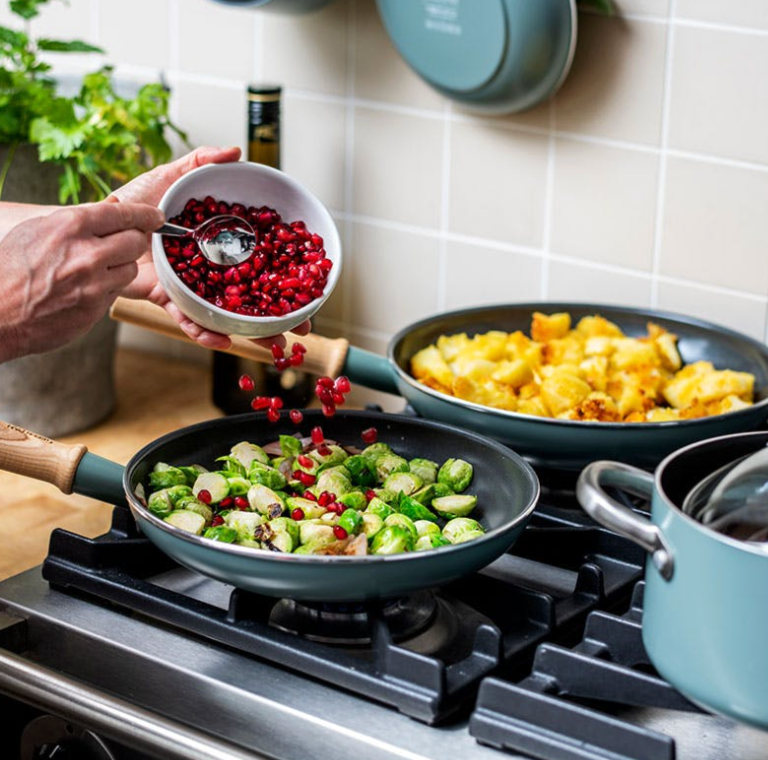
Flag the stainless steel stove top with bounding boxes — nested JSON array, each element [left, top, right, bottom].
[[2, 565, 768, 760]]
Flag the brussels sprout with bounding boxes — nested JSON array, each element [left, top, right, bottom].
[[225, 475, 252, 496], [383, 471, 423, 496], [370, 525, 414, 555], [147, 489, 173, 519], [164, 510, 206, 535], [179, 465, 206, 486], [413, 519, 441, 539], [215, 455, 247, 477], [173, 497, 212, 524], [432, 482, 454, 499], [410, 484, 437, 506], [384, 513, 418, 540], [165, 485, 194, 505], [264, 517, 299, 552], [442, 517, 485, 544], [431, 493, 478, 518], [337, 491, 367, 510], [279, 434, 303, 459], [310, 444, 348, 468], [203, 525, 238, 543], [292, 455, 319, 476], [247, 484, 285, 517], [230, 441, 269, 468], [343, 455, 376, 487], [374, 454, 409, 481], [360, 442, 392, 464], [338, 508, 363, 535], [315, 468, 353, 496], [415, 533, 451, 551], [285, 496, 328, 519], [298, 521, 336, 548], [248, 462, 288, 491], [437, 459, 474, 493], [225, 511, 265, 541], [361, 512, 384, 539], [372, 488, 398, 505], [397, 494, 439, 523], [236, 538, 263, 549], [148, 463, 188, 490], [408, 458, 438, 485], [193, 472, 229, 503], [365, 496, 394, 521]]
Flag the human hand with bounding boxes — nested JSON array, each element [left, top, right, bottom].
[[0, 202, 164, 364], [113, 145, 312, 351]]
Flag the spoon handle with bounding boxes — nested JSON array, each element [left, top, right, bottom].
[[155, 222, 193, 236]]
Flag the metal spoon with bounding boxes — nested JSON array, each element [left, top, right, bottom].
[[156, 215, 256, 266]]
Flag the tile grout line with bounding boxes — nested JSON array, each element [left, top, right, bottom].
[[341, 0, 357, 329], [649, 0, 677, 309], [540, 100, 556, 299], [437, 99, 452, 313]]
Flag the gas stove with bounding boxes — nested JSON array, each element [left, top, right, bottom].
[[1, 476, 767, 760]]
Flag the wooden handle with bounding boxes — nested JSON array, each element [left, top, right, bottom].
[[109, 298, 350, 379], [0, 421, 87, 494]]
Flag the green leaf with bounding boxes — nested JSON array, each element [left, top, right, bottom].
[[9, 0, 51, 20], [0, 25, 28, 49], [577, 0, 614, 15], [37, 38, 104, 54], [30, 114, 86, 160]]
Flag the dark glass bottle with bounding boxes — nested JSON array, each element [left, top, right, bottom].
[[211, 85, 314, 415]]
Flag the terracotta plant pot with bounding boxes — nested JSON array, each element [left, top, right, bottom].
[[0, 144, 118, 437]]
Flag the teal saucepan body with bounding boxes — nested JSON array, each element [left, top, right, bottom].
[[340, 302, 768, 471], [577, 431, 768, 730], [0, 411, 538, 602]]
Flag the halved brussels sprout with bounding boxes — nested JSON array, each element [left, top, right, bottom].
[[408, 458, 438, 485], [365, 496, 394, 522], [148, 463, 188, 490], [370, 525, 414, 555], [247, 483, 285, 517], [248, 462, 288, 491], [437, 459, 474, 493], [397, 494, 438, 523], [164, 510, 206, 535], [374, 454, 409, 481], [431, 493, 478, 519], [442, 517, 485, 544], [338, 508, 363, 534], [225, 511, 265, 542], [383, 471, 423, 496], [203, 525, 238, 543], [230, 441, 270, 469], [384, 513, 418, 540], [193, 472, 229, 503]]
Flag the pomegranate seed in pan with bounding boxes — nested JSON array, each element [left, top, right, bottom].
[[361, 427, 378, 444], [291, 508, 305, 521], [333, 526, 348, 540], [197, 489, 212, 504]]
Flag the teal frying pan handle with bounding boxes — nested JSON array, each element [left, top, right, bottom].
[[0, 421, 127, 507], [343, 346, 400, 396], [577, 460, 674, 581], [73, 452, 128, 507]]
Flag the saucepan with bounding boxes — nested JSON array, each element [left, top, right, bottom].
[[577, 431, 768, 730], [0, 410, 539, 602], [111, 299, 768, 471]]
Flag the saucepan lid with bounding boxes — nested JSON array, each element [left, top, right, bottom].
[[375, 0, 577, 114], [682, 443, 768, 549]]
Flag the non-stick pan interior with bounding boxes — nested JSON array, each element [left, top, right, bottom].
[[391, 302, 768, 403], [128, 409, 539, 539]]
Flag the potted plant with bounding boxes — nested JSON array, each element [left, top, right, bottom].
[[0, 0, 187, 436]]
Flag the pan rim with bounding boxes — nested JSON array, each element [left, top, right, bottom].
[[386, 300, 768, 430], [123, 409, 540, 565]]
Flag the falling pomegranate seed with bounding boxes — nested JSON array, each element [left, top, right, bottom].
[[289, 409, 304, 424], [310, 426, 325, 445], [238, 374, 255, 391], [271, 397, 284, 410], [321, 403, 336, 417], [251, 396, 272, 411], [197, 489, 212, 504], [266, 407, 281, 423], [292, 342, 307, 355], [316, 376, 334, 389], [271, 344, 284, 360], [211, 515, 225, 527], [334, 376, 351, 394], [273, 357, 290, 372], [361, 427, 378, 444], [291, 507, 305, 521], [333, 526, 349, 540]]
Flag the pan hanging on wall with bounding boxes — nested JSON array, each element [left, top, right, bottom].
[[375, 0, 578, 114]]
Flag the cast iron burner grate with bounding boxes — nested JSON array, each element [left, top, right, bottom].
[[469, 582, 703, 760], [41, 496, 645, 725]]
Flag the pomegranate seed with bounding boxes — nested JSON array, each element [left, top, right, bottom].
[[271, 397, 284, 410], [303, 490, 317, 501], [361, 427, 378, 444], [219, 496, 234, 508], [251, 396, 271, 411], [317, 491, 335, 507], [234, 496, 249, 510], [238, 374, 255, 391], [298, 455, 313, 468], [266, 408, 280, 423], [296, 471, 316, 486], [288, 353, 304, 367], [292, 342, 307, 355], [274, 357, 290, 372], [317, 444, 332, 457], [271, 344, 284, 360], [316, 376, 334, 389], [321, 404, 336, 417], [334, 376, 351, 394], [211, 515, 225, 527], [289, 409, 304, 424], [197, 489, 212, 504], [365, 489, 377, 502], [333, 526, 348, 540], [310, 426, 325, 445], [291, 508, 305, 521]]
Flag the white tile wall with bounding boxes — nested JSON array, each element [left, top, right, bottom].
[[7, 0, 768, 371]]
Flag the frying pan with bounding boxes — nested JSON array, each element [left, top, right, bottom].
[[0, 410, 539, 602], [111, 299, 768, 471]]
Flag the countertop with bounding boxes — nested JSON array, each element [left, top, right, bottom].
[[0, 348, 222, 581]]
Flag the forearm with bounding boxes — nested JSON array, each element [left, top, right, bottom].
[[0, 202, 58, 241]]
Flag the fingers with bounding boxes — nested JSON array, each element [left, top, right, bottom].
[[94, 228, 150, 268], [290, 319, 312, 337], [162, 300, 233, 350], [58, 201, 165, 238], [184, 145, 242, 172], [102, 261, 141, 294]]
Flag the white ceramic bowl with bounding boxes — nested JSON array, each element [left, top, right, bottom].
[[152, 162, 342, 338]]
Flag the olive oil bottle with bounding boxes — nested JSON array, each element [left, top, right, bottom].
[[211, 85, 313, 415]]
